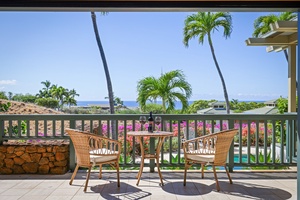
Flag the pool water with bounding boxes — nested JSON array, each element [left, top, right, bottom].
[[206, 154, 250, 170], [234, 154, 248, 163]]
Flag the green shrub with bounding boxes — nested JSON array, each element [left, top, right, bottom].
[[143, 103, 164, 114], [4, 120, 27, 136], [250, 151, 288, 169], [12, 93, 37, 103], [0, 91, 8, 100], [0, 101, 11, 112], [35, 98, 59, 109]]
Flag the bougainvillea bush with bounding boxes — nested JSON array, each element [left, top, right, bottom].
[[99, 120, 277, 155]]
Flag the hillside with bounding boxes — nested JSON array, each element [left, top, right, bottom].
[[0, 99, 64, 115], [0, 99, 67, 145]]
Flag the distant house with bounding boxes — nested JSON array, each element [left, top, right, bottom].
[[196, 100, 279, 114], [242, 99, 278, 114], [197, 101, 234, 114]]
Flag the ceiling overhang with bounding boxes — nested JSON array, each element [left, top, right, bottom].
[[0, 0, 299, 12], [245, 20, 298, 53]]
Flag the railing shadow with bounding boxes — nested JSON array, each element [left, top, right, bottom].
[[90, 181, 152, 200]]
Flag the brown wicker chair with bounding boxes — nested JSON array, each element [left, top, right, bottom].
[[66, 128, 121, 192], [183, 129, 238, 191]]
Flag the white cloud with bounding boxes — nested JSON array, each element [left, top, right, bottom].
[[0, 80, 17, 85]]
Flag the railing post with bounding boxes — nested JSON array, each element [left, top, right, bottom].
[[228, 119, 235, 172], [69, 119, 76, 171], [286, 119, 291, 163], [150, 137, 155, 172], [0, 119, 4, 145]]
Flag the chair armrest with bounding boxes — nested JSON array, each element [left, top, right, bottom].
[[183, 133, 217, 155]]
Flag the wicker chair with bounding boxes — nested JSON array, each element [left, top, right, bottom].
[[183, 129, 238, 191], [66, 128, 121, 192]]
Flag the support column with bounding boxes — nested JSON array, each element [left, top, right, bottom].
[[296, 12, 299, 199], [288, 44, 296, 112]]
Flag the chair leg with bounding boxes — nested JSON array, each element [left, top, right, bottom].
[[201, 163, 204, 178], [99, 164, 102, 179], [69, 164, 79, 185], [116, 162, 120, 187], [225, 165, 233, 184], [212, 166, 220, 191], [84, 167, 92, 192]]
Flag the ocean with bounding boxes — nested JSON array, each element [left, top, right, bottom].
[[76, 101, 194, 110], [76, 100, 265, 110]]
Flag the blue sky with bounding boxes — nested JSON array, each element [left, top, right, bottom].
[[0, 12, 288, 101]]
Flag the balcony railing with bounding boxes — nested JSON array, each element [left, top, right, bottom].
[[0, 113, 297, 171]]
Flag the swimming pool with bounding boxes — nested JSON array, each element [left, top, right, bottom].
[[205, 154, 250, 170], [234, 154, 248, 163]]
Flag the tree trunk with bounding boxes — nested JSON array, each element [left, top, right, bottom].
[[283, 49, 288, 62], [207, 35, 230, 114], [91, 12, 116, 139]]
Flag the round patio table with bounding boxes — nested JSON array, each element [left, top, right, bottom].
[[127, 131, 173, 186]]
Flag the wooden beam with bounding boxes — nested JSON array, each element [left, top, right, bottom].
[[0, 0, 299, 11], [246, 33, 297, 46]]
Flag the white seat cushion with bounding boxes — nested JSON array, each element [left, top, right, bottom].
[[89, 149, 118, 166], [187, 154, 215, 163]]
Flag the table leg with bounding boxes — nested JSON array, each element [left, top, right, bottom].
[[136, 136, 144, 186], [155, 136, 165, 186]]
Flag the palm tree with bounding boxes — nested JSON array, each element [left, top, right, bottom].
[[252, 12, 297, 61], [91, 12, 114, 115], [91, 11, 117, 139], [51, 86, 67, 110], [137, 70, 192, 114], [37, 80, 52, 98], [64, 89, 79, 108], [41, 80, 52, 98], [68, 89, 79, 99], [183, 12, 233, 114]]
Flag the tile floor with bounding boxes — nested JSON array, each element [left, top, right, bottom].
[[0, 169, 297, 200]]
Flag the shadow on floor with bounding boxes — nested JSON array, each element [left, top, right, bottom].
[[162, 181, 292, 199], [90, 181, 152, 200]]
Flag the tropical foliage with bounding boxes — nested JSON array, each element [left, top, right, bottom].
[[36, 80, 79, 110], [276, 96, 289, 114], [0, 101, 11, 112], [253, 12, 297, 37], [89, 119, 282, 157], [183, 12, 233, 114], [137, 70, 192, 114], [230, 99, 265, 113], [252, 12, 297, 61], [0, 91, 8, 100], [250, 151, 288, 169], [187, 99, 217, 113]]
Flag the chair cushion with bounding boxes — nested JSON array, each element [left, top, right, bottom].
[[89, 149, 118, 166], [187, 154, 215, 163]]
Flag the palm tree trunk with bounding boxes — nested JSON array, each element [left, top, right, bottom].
[[162, 99, 167, 114], [207, 35, 230, 114], [91, 12, 116, 139], [283, 49, 288, 62]]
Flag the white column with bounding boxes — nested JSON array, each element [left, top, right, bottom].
[[288, 44, 296, 112]]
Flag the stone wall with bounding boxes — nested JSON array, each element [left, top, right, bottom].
[[0, 143, 69, 174]]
